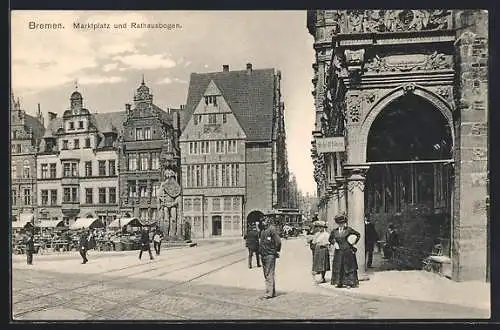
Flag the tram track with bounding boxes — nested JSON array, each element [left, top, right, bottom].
[[13, 242, 240, 296], [12, 243, 246, 319]]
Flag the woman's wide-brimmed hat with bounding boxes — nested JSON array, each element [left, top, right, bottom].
[[334, 214, 347, 224]]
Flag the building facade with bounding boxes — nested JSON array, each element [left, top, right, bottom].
[[308, 10, 489, 281], [10, 95, 45, 225], [37, 89, 124, 226], [118, 79, 181, 229], [180, 63, 291, 238]]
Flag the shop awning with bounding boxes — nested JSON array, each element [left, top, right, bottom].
[[12, 213, 34, 228], [37, 220, 65, 228], [69, 218, 104, 230], [108, 217, 142, 229]]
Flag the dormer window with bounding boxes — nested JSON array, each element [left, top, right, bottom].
[[69, 122, 75, 130], [78, 121, 84, 129], [205, 96, 217, 106]]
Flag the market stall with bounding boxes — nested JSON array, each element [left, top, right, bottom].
[[35, 220, 67, 251], [107, 217, 144, 251], [108, 217, 143, 232], [12, 213, 34, 231]]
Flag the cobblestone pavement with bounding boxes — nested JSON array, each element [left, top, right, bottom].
[[11, 238, 489, 321]]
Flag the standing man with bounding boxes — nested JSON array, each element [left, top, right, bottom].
[[24, 230, 35, 265], [153, 228, 164, 256], [259, 216, 281, 299], [384, 224, 400, 260], [244, 224, 261, 269], [364, 215, 379, 269], [79, 230, 89, 264], [139, 227, 154, 260]]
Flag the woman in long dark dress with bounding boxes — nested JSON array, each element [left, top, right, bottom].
[[329, 214, 361, 288]]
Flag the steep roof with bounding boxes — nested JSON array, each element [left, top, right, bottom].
[[89, 111, 126, 135], [183, 68, 276, 141], [44, 111, 126, 137], [24, 114, 45, 142]]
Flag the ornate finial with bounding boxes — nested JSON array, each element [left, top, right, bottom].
[[141, 74, 145, 85], [74, 79, 79, 90]]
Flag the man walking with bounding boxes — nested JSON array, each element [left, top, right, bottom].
[[364, 216, 379, 268], [79, 230, 89, 264], [244, 224, 261, 268], [24, 230, 35, 265], [139, 228, 154, 260], [259, 216, 281, 299], [153, 228, 163, 256]]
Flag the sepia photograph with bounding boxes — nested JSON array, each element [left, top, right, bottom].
[[10, 9, 490, 321]]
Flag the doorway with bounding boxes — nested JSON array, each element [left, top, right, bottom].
[[364, 94, 453, 270], [212, 216, 222, 236]]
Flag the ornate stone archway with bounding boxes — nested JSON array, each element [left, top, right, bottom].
[[353, 84, 455, 164]]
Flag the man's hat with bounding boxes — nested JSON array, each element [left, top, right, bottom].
[[334, 214, 347, 224]]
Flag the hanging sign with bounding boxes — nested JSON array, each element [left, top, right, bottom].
[[316, 137, 345, 153]]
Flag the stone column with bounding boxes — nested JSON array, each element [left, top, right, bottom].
[[345, 165, 369, 281], [329, 187, 339, 229], [336, 177, 347, 214]]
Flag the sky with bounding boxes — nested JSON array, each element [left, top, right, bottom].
[[11, 10, 317, 195]]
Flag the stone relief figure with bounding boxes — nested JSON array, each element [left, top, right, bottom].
[[338, 10, 451, 34], [157, 162, 182, 238], [347, 10, 364, 33]]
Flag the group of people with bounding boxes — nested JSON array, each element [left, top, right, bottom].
[[309, 213, 401, 289], [244, 216, 282, 299], [138, 227, 165, 260], [19, 225, 167, 265], [310, 214, 361, 288]]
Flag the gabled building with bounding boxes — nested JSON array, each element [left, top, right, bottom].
[[37, 89, 124, 226], [118, 79, 181, 227], [180, 63, 290, 238], [10, 94, 45, 226]]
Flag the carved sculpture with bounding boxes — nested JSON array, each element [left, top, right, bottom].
[[343, 10, 451, 34], [346, 95, 362, 123], [157, 156, 182, 238], [365, 52, 453, 73]]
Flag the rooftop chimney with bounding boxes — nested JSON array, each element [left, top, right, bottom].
[[48, 112, 57, 121], [246, 63, 252, 74], [37, 103, 44, 125], [222, 65, 229, 72], [180, 104, 185, 110]]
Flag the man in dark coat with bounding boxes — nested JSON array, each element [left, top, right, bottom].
[[24, 230, 35, 265], [79, 230, 89, 264], [259, 216, 281, 299], [244, 224, 261, 268], [364, 216, 379, 268], [139, 228, 154, 260], [383, 224, 400, 259]]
